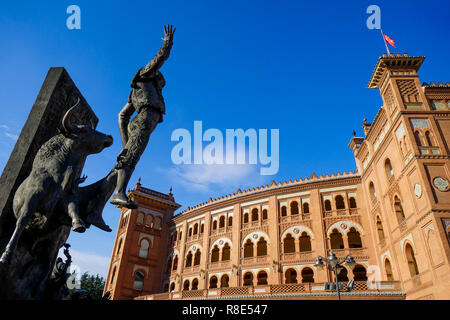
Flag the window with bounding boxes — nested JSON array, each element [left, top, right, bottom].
[[222, 243, 231, 261], [262, 209, 268, 220], [290, 201, 299, 215], [414, 130, 422, 146], [200, 224, 204, 233], [283, 234, 295, 253], [330, 229, 344, 249], [299, 232, 312, 252], [324, 200, 332, 211], [139, 239, 150, 259], [192, 278, 198, 290], [257, 271, 268, 285], [154, 217, 162, 230], [243, 272, 253, 286], [145, 215, 153, 228], [188, 228, 192, 237], [172, 256, 178, 270], [228, 216, 233, 227], [211, 245, 220, 262], [369, 182, 376, 200], [110, 267, 116, 284], [336, 268, 348, 282], [185, 252, 193, 267], [169, 282, 175, 292], [243, 213, 249, 223], [281, 206, 287, 216], [377, 217, 385, 241], [209, 276, 218, 288], [302, 203, 310, 214], [183, 280, 190, 291], [347, 227, 362, 248], [219, 216, 225, 228], [252, 208, 259, 221], [425, 130, 434, 146], [257, 238, 267, 256], [213, 220, 217, 230], [133, 271, 145, 290], [166, 257, 172, 273], [352, 264, 368, 281], [179, 231, 182, 240], [301, 267, 314, 283], [220, 274, 229, 288], [193, 223, 198, 235], [194, 249, 201, 265], [393, 196, 406, 224], [244, 239, 254, 257], [385, 158, 394, 177], [116, 239, 123, 255], [405, 244, 419, 277], [285, 268, 297, 284], [335, 195, 345, 209], [385, 258, 394, 281], [136, 213, 144, 225], [349, 197, 357, 208]]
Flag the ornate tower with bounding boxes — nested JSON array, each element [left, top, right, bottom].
[[350, 53, 450, 299], [103, 180, 181, 300]]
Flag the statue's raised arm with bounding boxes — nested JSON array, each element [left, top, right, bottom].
[[135, 25, 175, 81]]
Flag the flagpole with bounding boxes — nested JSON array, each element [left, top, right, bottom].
[[380, 28, 390, 55]]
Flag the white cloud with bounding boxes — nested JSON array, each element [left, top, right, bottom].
[[0, 125, 9, 130], [58, 248, 110, 278], [5, 132, 18, 141]]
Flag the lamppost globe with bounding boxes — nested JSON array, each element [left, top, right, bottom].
[[314, 257, 325, 269], [345, 255, 356, 268], [327, 252, 339, 268]]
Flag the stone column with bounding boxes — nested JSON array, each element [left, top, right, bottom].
[[267, 195, 280, 284], [200, 211, 211, 289], [309, 187, 328, 283], [231, 203, 241, 287], [175, 219, 188, 291]]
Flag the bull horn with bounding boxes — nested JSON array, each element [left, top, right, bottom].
[[62, 98, 81, 133]]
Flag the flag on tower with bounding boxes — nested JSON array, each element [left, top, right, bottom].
[[383, 34, 396, 48]]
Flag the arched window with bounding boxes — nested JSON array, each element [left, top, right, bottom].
[[188, 228, 192, 237], [222, 243, 231, 261], [209, 276, 218, 288], [220, 274, 229, 288], [414, 130, 422, 147], [283, 234, 295, 253], [385, 158, 394, 177], [252, 208, 259, 221], [257, 271, 268, 285], [172, 256, 178, 270], [179, 231, 182, 240], [336, 268, 348, 282], [324, 200, 332, 211], [183, 279, 190, 291], [385, 258, 394, 281], [213, 220, 217, 230], [285, 268, 297, 284], [110, 267, 116, 284], [281, 206, 287, 216], [299, 232, 312, 252], [166, 257, 172, 273], [394, 196, 405, 224], [200, 224, 204, 233], [335, 195, 345, 209], [194, 249, 201, 265], [136, 213, 144, 225], [369, 182, 376, 200], [243, 213, 249, 223], [244, 239, 254, 257], [377, 217, 385, 241], [211, 245, 220, 263], [219, 216, 225, 228], [185, 252, 193, 267], [133, 271, 145, 290], [228, 216, 233, 227], [173, 231, 178, 242], [353, 264, 368, 281], [243, 272, 253, 286], [139, 239, 150, 259], [262, 209, 268, 220], [116, 239, 123, 255], [330, 229, 344, 249], [349, 197, 357, 208], [303, 203, 310, 214], [290, 201, 299, 215], [257, 238, 267, 256], [405, 244, 419, 277], [193, 223, 198, 235], [154, 217, 162, 230], [347, 227, 362, 248], [301, 267, 314, 283], [192, 278, 199, 290], [169, 282, 175, 292], [145, 214, 153, 228]]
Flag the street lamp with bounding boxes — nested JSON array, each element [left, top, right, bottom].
[[314, 252, 356, 300]]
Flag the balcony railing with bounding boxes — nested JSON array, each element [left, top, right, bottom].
[[323, 208, 359, 218], [208, 260, 231, 269], [332, 247, 368, 259], [280, 251, 314, 262], [136, 281, 404, 300], [241, 255, 268, 265]]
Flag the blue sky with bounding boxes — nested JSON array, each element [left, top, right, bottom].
[[1, 0, 449, 277]]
